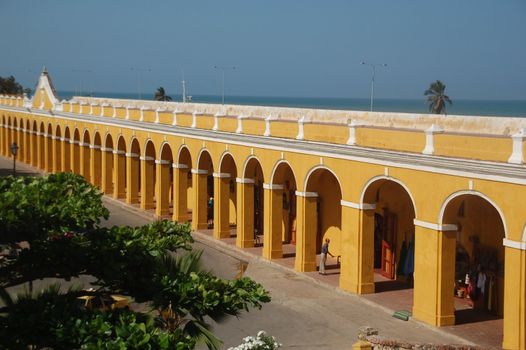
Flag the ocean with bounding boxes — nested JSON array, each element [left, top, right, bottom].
[[56, 91, 526, 118]]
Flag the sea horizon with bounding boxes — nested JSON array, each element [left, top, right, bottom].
[[56, 90, 526, 118]]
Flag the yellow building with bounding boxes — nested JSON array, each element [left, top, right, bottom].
[[2, 70, 526, 349]]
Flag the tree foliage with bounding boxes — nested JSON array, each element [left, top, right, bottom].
[[0, 75, 31, 95], [154, 87, 172, 101], [0, 174, 270, 349], [424, 80, 452, 114]]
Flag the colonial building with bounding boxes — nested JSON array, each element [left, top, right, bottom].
[[1, 71, 525, 349]]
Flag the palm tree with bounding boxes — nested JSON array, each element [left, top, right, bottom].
[[424, 80, 452, 114], [154, 87, 172, 101]]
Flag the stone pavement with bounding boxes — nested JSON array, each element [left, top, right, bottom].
[[0, 156, 498, 349]]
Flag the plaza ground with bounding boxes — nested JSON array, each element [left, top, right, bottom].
[[0, 156, 501, 349]]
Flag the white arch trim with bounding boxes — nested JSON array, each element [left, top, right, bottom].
[[523, 224, 526, 243], [242, 155, 264, 181], [359, 175, 418, 218], [176, 144, 191, 163], [303, 165, 342, 193], [81, 128, 91, 142], [218, 150, 237, 173], [158, 141, 174, 160], [196, 147, 214, 170], [437, 190, 508, 239], [143, 138, 156, 157], [103, 132, 114, 148], [269, 159, 297, 185]]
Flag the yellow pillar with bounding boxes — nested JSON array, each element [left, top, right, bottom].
[[294, 191, 318, 272], [173, 164, 189, 222], [113, 150, 126, 199], [236, 178, 255, 248], [412, 220, 456, 327], [140, 156, 155, 210], [502, 240, 526, 350], [101, 147, 113, 194], [213, 172, 231, 239], [126, 152, 140, 204], [90, 145, 102, 187], [262, 183, 284, 260], [155, 159, 171, 217], [61, 137, 70, 172], [339, 202, 376, 294], [52, 136, 61, 173], [70, 140, 80, 174], [191, 169, 208, 230]]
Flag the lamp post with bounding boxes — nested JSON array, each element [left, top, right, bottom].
[[361, 61, 387, 112], [214, 65, 235, 105], [72, 69, 94, 96], [130, 67, 152, 100], [10, 142, 19, 176]]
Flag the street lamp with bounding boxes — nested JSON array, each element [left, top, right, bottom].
[[214, 65, 235, 105], [10, 142, 19, 176], [130, 67, 152, 100], [361, 61, 387, 112], [72, 69, 94, 96]]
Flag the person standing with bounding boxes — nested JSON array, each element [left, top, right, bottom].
[[319, 238, 334, 275]]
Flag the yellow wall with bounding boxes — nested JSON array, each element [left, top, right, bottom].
[[304, 123, 348, 144], [435, 134, 512, 162], [358, 127, 426, 153]]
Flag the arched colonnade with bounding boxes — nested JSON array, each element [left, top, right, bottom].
[[1, 112, 525, 349]]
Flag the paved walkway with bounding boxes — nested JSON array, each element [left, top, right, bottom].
[[0, 156, 501, 349]]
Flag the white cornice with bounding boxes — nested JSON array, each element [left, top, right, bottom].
[[413, 219, 458, 232]]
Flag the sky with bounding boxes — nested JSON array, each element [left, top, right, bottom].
[[0, 0, 525, 100]]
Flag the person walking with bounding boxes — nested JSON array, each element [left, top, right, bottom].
[[319, 238, 334, 275]]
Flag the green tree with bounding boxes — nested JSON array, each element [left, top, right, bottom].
[[424, 80, 452, 114], [0, 174, 270, 349], [0, 75, 31, 95], [155, 87, 172, 101]]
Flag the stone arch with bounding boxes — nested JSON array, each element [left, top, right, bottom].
[[62, 126, 71, 172], [302, 166, 343, 272], [141, 139, 157, 210], [53, 124, 62, 172], [242, 155, 266, 182], [438, 189, 507, 327], [197, 148, 214, 172], [80, 129, 91, 180], [215, 152, 238, 239], [238, 156, 266, 249], [263, 160, 298, 261], [91, 130, 103, 185], [192, 148, 214, 231], [173, 145, 193, 223], [360, 175, 418, 218], [159, 142, 173, 161], [270, 160, 297, 185], [156, 142, 174, 217], [44, 123, 53, 172], [303, 165, 343, 193], [438, 190, 508, 239], [112, 135, 127, 200], [104, 132, 114, 149], [360, 176, 417, 295], [126, 137, 141, 204]]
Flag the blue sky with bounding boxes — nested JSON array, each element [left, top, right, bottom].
[[1, 0, 525, 100]]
